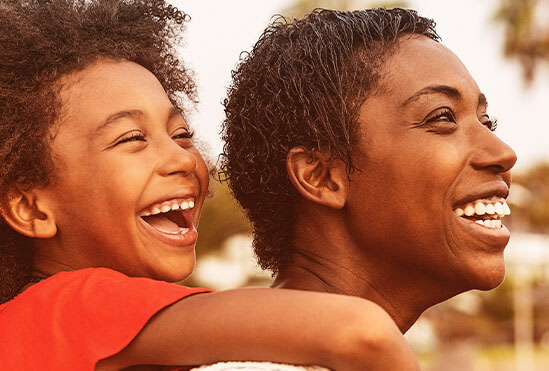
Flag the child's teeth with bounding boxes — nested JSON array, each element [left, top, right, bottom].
[[496, 220, 502, 229], [464, 205, 475, 216], [475, 219, 484, 225], [494, 202, 504, 215], [142, 198, 196, 217], [179, 227, 189, 234], [483, 220, 491, 227], [503, 202, 511, 215], [485, 204, 496, 215], [474, 202, 486, 215], [454, 208, 464, 216]]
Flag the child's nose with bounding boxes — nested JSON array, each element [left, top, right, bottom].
[[156, 139, 197, 177]]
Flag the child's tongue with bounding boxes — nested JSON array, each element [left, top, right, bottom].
[[143, 214, 180, 234]]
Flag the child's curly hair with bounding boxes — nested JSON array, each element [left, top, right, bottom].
[[221, 8, 440, 275], [0, 0, 196, 303]]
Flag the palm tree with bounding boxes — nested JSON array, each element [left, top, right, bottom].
[[494, 0, 549, 84]]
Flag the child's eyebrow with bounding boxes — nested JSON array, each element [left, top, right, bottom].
[[95, 109, 144, 136], [478, 93, 488, 108], [94, 106, 184, 137]]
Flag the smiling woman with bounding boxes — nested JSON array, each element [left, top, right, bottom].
[[221, 7, 518, 334]]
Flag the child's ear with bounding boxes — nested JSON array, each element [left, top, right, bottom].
[[1, 187, 57, 238], [286, 147, 348, 209]]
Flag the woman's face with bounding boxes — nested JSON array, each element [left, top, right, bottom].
[[36, 59, 209, 281], [346, 36, 517, 292]]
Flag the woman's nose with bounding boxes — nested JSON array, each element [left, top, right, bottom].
[[470, 128, 517, 176], [156, 139, 197, 177]]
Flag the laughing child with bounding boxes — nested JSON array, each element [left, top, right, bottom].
[[0, 1, 417, 370]]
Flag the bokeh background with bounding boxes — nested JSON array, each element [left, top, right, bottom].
[[174, 1, 549, 370]]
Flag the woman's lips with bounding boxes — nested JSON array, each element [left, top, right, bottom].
[[451, 197, 511, 250], [453, 198, 510, 230]]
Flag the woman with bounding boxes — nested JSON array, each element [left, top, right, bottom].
[[222, 7, 517, 334]]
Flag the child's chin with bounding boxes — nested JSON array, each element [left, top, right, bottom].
[[156, 265, 195, 284]]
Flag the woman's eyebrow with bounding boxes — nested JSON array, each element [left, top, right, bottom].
[[401, 85, 461, 107]]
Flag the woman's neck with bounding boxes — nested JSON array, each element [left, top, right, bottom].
[[273, 255, 424, 333], [272, 228, 461, 333]]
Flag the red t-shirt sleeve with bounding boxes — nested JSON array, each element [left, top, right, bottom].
[[0, 268, 211, 370]]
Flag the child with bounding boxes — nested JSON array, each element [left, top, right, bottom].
[[0, 1, 417, 370]]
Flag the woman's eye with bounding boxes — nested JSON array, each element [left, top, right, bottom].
[[420, 108, 457, 134], [426, 109, 456, 123]]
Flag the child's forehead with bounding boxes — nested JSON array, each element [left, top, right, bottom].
[[54, 60, 177, 133]]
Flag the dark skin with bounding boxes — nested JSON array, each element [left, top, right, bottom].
[[3, 59, 418, 371], [274, 36, 517, 333]]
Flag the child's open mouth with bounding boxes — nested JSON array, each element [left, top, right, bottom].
[[139, 198, 195, 235]]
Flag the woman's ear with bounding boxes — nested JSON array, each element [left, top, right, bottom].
[[1, 188, 57, 238], [286, 147, 348, 209]]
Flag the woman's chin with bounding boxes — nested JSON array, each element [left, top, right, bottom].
[[467, 261, 506, 291]]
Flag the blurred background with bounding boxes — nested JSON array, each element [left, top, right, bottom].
[[174, 0, 549, 370]]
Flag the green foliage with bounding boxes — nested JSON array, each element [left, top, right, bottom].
[[513, 162, 549, 232], [195, 181, 252, 258], [494, 0, 549, 83]]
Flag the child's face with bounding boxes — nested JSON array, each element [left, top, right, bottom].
[[36, 59, 209, 281]]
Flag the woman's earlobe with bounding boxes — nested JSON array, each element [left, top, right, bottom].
[[1, 189, 57, 239], [286, 147, 348, 209]]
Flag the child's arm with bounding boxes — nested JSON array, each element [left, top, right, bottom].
[[96, 288, 418, 371]]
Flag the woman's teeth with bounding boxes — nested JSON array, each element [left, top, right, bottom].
[[454, 200, 510, 230]]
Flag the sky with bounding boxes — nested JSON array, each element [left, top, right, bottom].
[[175, 0, 549, 173]]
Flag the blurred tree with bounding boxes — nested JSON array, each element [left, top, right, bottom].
[[494, 0, 549, 84], [195, 181, 252, 258], [512, 162, 549, 232], [282, 0, 409, 19]]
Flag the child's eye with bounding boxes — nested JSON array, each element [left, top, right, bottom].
[[482, 116, 498, 132], [115, 132, 146, 146], [172, 129, 194, 141]]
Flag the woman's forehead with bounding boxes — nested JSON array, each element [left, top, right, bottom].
[[377, 36, 481, 105]]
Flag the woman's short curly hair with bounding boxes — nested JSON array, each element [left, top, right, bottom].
[[221, 8, 440, 275], [0, 0, 195, 303]]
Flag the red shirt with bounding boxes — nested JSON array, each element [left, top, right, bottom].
[[0, 268, 211, 370]]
